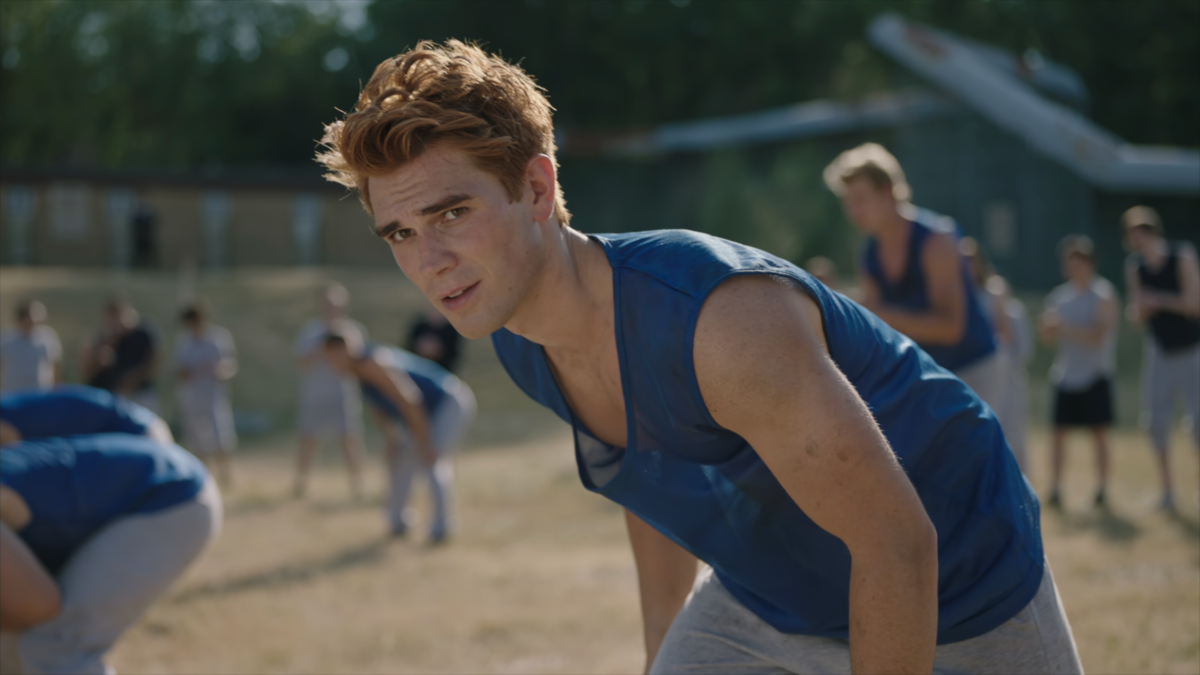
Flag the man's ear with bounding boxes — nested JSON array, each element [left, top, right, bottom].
[[525, 154, 557, 223]]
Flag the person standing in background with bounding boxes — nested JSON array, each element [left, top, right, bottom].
[[0, 301, 62, 394], [406, 303, 464, 373], [1040, 236, 1119, 510], [961, 238, 1030, 473], [174, 300, 238, 487], [80, 297, 159, 413], [1123, 206, 1200, 511], [293, 284, 368, 498], [824, 144, 1002, 411], [803, 256, 840, 291]]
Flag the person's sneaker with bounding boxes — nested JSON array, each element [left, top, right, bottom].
[[389, 523, 409, 539], [1046, 491, 1062, 510], [429, 531, 452, 546], [1093, 490, 1107, 509]]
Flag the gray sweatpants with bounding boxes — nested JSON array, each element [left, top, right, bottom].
[[651, 563, 1082, 675], [6, 479, 222, 675], [1142, 342, 1200, 453], [384, 381, 476, 538]]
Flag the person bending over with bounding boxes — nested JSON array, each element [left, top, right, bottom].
[[324, 333, 475, 542], [315, 41, 1080, 674], [0, 385, 173, 447], [823, 144, 1002, 411], [0, 433, 221, 675]]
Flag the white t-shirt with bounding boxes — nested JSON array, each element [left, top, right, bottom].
[[0, 325, 62, 393], [174, 325, 237, 405], [294, 318, 368, 405], [1045, 277, 1118, 391]]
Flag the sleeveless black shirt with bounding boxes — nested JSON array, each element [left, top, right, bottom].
[[1136, 242, 1200, 352]]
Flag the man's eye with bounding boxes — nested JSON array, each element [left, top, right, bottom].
[[389, 229, 414, 243], [444, 207, 468, 222]]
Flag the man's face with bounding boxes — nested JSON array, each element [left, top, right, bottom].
[[1063, 254, 1094, 285], [368, 144, 549, 339], [840, 176, 896, 235], [1125, 226, 1156, 254]]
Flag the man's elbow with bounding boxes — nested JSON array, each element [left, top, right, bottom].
[[4, 589, 62, 631]]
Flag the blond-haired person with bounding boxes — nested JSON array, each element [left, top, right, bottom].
[[314, 41, 1080, 674], [823, 144, 1002, 411]]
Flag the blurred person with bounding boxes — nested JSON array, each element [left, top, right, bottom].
[[1123, 206, 1200, 511], [80, 296, 159, 413], [803, 256, 839, 290], [824, 144, 1002, 412], [173, 300, 238, 487], [1040, 236, 1118, 510], [0, 385, 173, 446], [961, 238, 1029, 472], [999, 287, 1036, 477], [316, 41, 1080, 674], [406, 302, 464, 373], [293, 284, 367, 498], [0, 432, 220, 675], [0, 301, 61, 394], [324, 331, 475, 542]]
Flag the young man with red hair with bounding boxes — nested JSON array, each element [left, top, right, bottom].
[[317, 41, 1080, 674]]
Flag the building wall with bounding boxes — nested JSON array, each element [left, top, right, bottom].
[[0, 178, 395, 269]]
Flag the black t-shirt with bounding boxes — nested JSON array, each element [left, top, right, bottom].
[[1135, 242, 1200, 352], [405, 317, 463, 373], [89, 326, 156, 392]]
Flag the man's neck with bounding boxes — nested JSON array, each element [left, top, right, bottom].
[[506, 226, 613, 359], [874, 211, 913, 249]]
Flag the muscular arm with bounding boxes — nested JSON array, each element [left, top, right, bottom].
[[354, 357, 435, 464], [872, 233, 968, 346], [694, 276, 939, 674], [625, 509, 697, 673], [1125, 261, 1146, 325]]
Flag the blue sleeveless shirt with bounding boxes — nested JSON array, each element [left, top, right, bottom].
[[491, 230, 1042, 645], [0, 385, 160, 440], [0, 433, 208, 574], [862, 214, 997, 371], [360, 345, 455, 420]]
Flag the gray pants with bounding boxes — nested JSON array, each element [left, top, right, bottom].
[[384, 381, 475, 538], [1142, 342, 1200, 452], [5, 480, 222, 675], [651, 563, 1082, 675]]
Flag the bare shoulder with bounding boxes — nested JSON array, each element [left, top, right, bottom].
[[920, 230, 960, 265], [694, 275, 826, 425]]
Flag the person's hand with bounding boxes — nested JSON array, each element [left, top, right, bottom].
[[419, 443, 437, 467], [1038, 310, 1060, 343], [1135, 290, 1164, 316]]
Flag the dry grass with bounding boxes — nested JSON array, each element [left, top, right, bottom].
[[2, 267, 1198, 674]]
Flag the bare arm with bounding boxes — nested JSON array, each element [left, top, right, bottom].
[[695, 276, 939, 674], [0, 520, 61, 631], [1061, 292, 1118, 347], [1144, 247, 1200, 318], [625, 509, 697, 673], [354, 357, 436, 464], [871, 233, 968, 346], [1125, 261, 1146, 325]]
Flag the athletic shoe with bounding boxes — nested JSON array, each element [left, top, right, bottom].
[[1156, 493, 1176, 512], [1093, 490, 1107, 509]]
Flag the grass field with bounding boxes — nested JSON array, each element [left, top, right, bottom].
[[2, 267, 1198, 674]]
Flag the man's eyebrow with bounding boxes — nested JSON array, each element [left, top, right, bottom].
[[418, 193, 472, 216], [373, 194, 473, 239]]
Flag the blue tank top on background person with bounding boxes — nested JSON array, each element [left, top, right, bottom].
[[0, 385, 160, 440], [492, 229, 1043, 645], [360, 345, 455, 420], [0, 433, 207, 574], [861, 215, 997, 371]]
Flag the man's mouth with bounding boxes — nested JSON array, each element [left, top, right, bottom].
[[440, 282, 480, 310]]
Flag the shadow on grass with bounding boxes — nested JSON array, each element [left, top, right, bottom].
[[1165, 508, 1200, 540], [223, 492, 294, 518], [170, 537, 391, 605], [1048, 504, 1142, 542]]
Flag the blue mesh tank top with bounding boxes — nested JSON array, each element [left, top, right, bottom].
[[360, 344, 455, 419], [0, 385, 160, 440], [491, 230, 1042, 645], [0, 433, 207, 573], [861, 215, 997, 371]]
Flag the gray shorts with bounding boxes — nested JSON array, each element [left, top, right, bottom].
[[3, 479, 222, 675], [1141, 341, 1200, 451], [652, 563, 1082, 675]]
